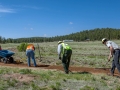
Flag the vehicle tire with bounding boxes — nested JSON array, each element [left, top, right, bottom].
[[9, 57, 14, 63], [3, 58, 7, 64], [0, 58, 3, 62]]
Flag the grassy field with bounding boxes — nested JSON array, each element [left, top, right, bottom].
[[0, 40, 120, 90], [1, 40, 117, 67]]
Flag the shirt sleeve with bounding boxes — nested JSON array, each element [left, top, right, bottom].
[[106, 43, 111, 48], [57, 44, 62, 57], [106, 41, 120, 50]]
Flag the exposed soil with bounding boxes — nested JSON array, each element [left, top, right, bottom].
[[0, 62, 120, 77]]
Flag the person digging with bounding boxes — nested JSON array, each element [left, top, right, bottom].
[[102, 38, 120, 76], [26, 44, 37, 67], [57, 41, 72, 74]]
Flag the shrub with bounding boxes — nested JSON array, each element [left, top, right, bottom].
[[17, 43, 28, 52]]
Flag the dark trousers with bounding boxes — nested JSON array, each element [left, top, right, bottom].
[[62, 49, 72, 73], [111, 50, 120, 74]]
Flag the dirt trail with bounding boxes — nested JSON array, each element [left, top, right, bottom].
[[0, 62, 119, 76]]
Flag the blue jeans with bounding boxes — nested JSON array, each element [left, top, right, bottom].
[[111, 50, 120, 74], [26, 49, 37, 67]]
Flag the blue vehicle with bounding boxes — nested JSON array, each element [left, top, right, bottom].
[[0, 50, 15, 63]]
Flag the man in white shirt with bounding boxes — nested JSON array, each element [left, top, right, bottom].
[[57, 41, 72, 74], [102, 38, 120, 76]]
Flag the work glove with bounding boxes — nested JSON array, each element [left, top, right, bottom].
[[59, 57, 61, 60]]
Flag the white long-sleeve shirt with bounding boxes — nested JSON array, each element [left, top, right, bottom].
[[57, 44, 63, 57], [106, 41, 119, 50]]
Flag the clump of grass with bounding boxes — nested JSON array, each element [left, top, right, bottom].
[[0, 69, 8, 74], [50, 82, 61, 90], [0, 79, 8, 90], [0, 86, 5, 90], [19, 69, 32, 74], [80, 85, 95, 90], [38, 71, 53, 82], [6, 78, 17, 87], [68, 72, 94, 81], [0, 67, 19, 74], [30, 82, 40, 90], [116, 86, 120, 90], [0, 78, 18, 90]]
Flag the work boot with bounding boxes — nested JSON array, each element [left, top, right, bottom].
[[65, 71, 69, 74]]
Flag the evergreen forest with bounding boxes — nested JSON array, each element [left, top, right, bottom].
[[1, 28, 120, 43]]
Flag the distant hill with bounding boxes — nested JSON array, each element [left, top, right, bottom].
[[1, 28, 120, 43]]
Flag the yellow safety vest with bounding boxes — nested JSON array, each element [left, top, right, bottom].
[[61, 43, 71, 54]]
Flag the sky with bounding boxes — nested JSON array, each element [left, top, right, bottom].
[[0, 0, 120, 39]]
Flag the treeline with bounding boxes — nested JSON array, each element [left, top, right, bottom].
[[0, 28, 120, 43]]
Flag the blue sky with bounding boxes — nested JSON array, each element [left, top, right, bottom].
[[0, 0, 120, 39]]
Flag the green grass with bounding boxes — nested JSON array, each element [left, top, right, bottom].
[[19, 69, 32, 74], [0, 66, 119, 90], [0, 41, 113, 67], [0, 41, 120, 89]]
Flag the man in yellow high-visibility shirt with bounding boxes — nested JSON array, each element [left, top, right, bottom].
[[57, 41, 72, 74], [26, 44, 37, 67]]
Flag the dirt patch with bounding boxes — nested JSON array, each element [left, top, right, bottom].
[[0, 62, 120, 77], [2, 73, 35, 82]]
